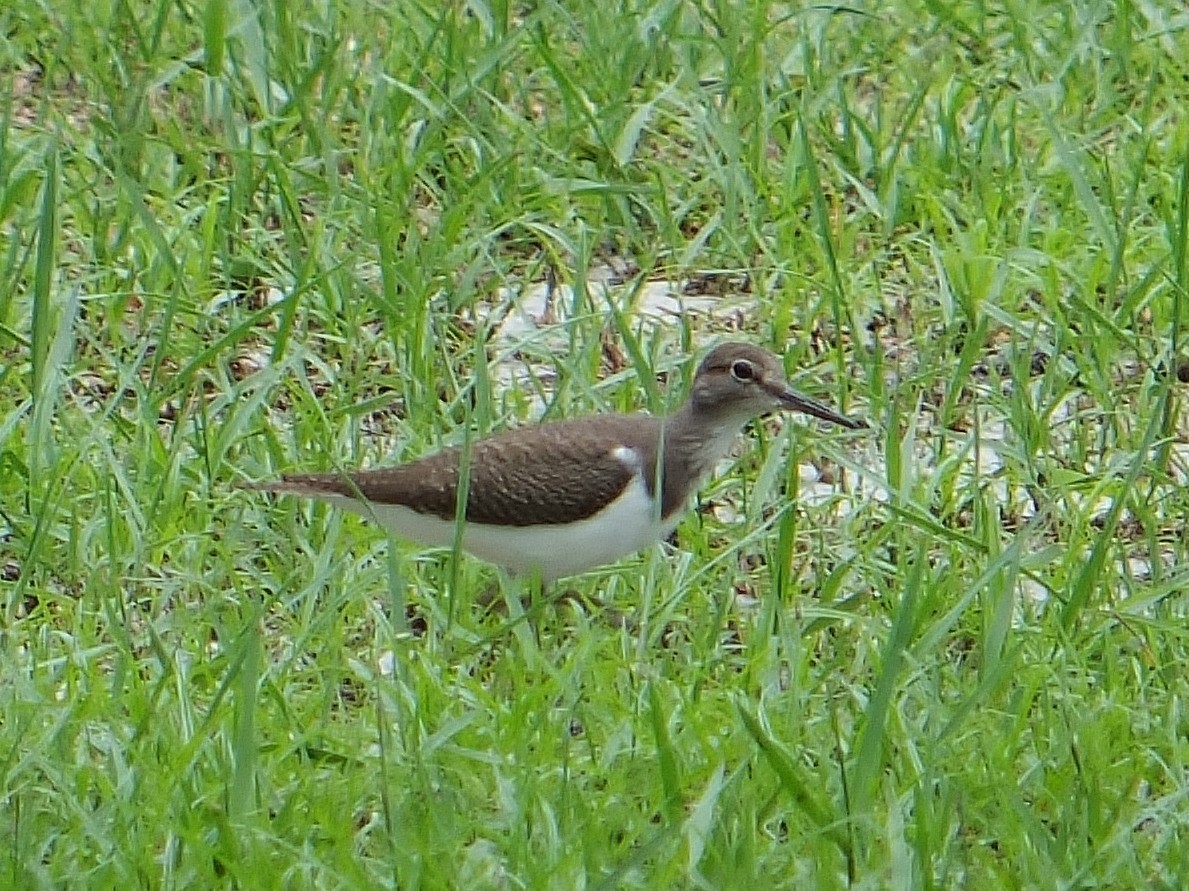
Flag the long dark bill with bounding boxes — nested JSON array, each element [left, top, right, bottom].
[[779, 387, 866, 430]]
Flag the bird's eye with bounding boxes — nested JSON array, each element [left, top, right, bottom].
[[730, 359, 755, 382]]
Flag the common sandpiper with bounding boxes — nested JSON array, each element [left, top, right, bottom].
[[248, 343, 863, 581]]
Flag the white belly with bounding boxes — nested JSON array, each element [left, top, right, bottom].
[[318, 475, 680, 581]]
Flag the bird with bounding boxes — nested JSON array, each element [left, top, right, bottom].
[[246, 342, 863, 581]]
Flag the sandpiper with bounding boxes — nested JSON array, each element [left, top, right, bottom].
[[248, 343, 863, 580]]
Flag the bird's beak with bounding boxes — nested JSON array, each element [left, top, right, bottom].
[[777, 386, 866, 429]]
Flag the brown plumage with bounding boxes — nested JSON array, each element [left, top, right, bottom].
[[252, 415, 671, 526]]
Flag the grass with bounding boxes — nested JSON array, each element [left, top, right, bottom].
[[3, 0, 1189, 887]]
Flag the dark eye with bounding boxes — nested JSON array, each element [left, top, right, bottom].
[[730, 359, 755, 382]]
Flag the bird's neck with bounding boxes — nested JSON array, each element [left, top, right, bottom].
[[653, 400, 752, 515]]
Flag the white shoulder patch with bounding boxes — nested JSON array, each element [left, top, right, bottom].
[[611, 445, 643, 470]]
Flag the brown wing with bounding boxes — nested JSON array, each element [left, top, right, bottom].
[[261, 415, 663, 527]]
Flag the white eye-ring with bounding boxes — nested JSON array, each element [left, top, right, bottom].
[[730, 359, 755, 382]]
